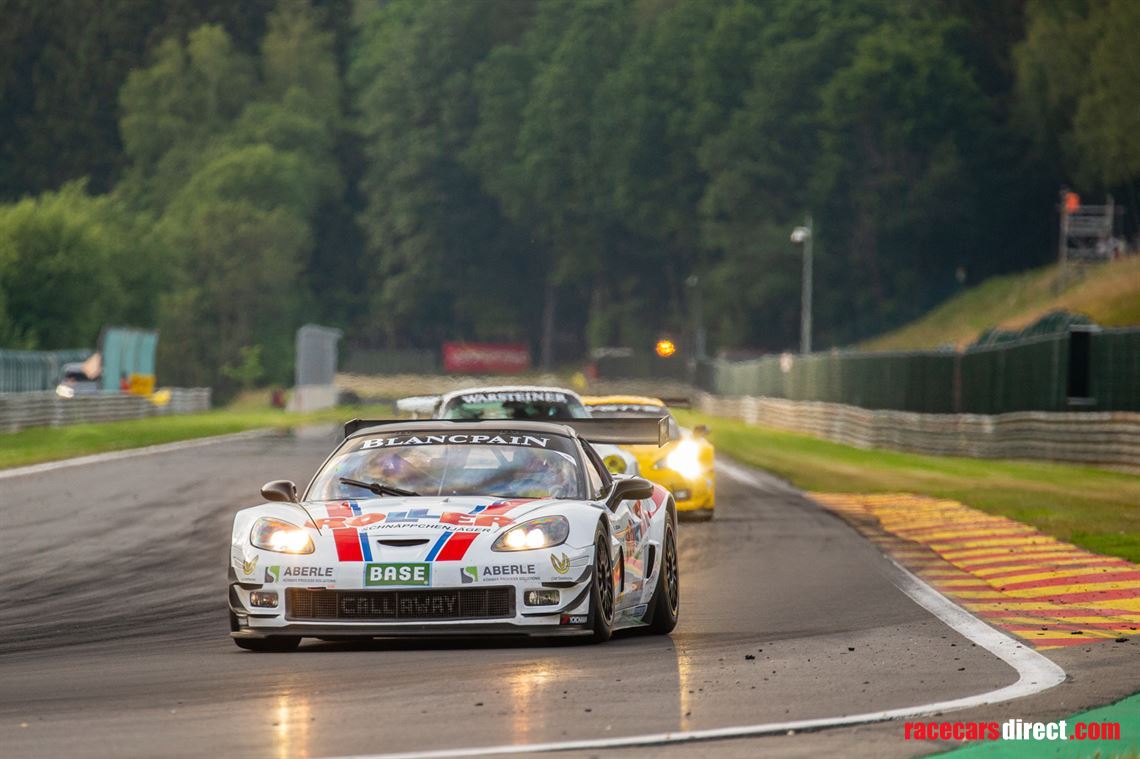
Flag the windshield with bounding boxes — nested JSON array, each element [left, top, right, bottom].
[[307, 431, 583, 501], [441, 390, 589, 420]]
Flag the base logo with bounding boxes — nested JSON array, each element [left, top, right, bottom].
[[461, 566, 478, 584], [365, 563, 431, 587]]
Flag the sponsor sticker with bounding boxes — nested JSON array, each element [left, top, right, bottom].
[[364, 563, 431, 587], [561, 614, 588, 625], [359, 434, 550, 449], [264, 565, 335, 584], [461, 566, 479, 584], [241, 555, 258, 576], [550, 552, 571, 575]]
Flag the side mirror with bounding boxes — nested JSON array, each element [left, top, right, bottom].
[[261, 480, 298, 503], [607, 477, 654, 509], [693, 424, 710, 438]]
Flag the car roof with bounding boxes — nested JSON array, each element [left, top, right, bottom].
[[582, 395, 665, 407], [345, 419, 580, 442], [438, 385, 584, 403]]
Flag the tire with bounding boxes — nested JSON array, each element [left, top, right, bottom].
[[233, 636, 301, 652], [645, 518, 679, 634], [590, 524, 615, 643]]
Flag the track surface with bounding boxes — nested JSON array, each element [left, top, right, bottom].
[[0, 428, 1020, 758]]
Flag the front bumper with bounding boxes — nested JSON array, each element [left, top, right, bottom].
[[643, 470, 715, 511], [228, 563, 595, 639]]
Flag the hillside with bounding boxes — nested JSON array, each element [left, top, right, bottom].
[[861, 255, 1140, 351]]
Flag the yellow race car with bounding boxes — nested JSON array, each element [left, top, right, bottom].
[[583, 395, 715, 520]]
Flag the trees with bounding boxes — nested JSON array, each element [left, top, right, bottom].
[[0, 0, 1132, 381]]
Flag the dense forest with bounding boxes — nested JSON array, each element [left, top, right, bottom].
[[1, 0, 1137, 392]]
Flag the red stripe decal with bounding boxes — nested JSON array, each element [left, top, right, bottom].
[[435, 532, 477, 561], [333, 528, 365, 561]]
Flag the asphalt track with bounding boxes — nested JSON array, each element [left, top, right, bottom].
[[0, 427, 1092, 758]]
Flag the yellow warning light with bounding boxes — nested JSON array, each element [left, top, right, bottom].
[[655, 339, 677, 358]]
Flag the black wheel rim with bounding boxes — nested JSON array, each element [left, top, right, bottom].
[[665, 527, 679, 614], [596, 536, 613, 623]]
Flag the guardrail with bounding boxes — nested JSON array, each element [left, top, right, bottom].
[[697, 394, 1140, 471], [0, 388, 211, 434]]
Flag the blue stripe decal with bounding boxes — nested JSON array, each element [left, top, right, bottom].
[[468, 505, 487, 515], [424, 533, 451, 562], [349, 501, 362, 516], [358, 531, 373, 561]]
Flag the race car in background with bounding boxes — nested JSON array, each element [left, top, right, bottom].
[[228, 417, 680, 651], [583, 396, 715, 521], [396, 386, 641, 476]]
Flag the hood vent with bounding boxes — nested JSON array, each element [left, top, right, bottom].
[[376, 538, 431, 547]]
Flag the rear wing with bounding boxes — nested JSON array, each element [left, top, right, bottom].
[[343, 417, 678, 446], [562, 417, 677, 446]]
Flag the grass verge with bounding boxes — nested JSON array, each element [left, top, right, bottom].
[[861, 255, 1140, 350], [677, 410, 1140, 564], [0, 404, 391, 470]]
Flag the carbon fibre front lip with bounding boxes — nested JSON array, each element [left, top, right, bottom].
[[230, 621, 591, 638]]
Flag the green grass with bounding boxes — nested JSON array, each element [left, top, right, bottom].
[[0, 404, 391, 470], [862, 255, 1140, 350], [678, 410, 1140, 564]]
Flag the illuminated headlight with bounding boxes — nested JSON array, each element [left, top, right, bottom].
[[603, 454, 628, 475], [658, 439, 703, 480], [492, 516, 569, 552], [250, 517, 315, 554]]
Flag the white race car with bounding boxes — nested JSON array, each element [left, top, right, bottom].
[[228, 418, 680, 651]]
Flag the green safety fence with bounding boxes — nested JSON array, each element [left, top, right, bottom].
[[0, 348, 91, 393], [697, 326, 1140, 414]]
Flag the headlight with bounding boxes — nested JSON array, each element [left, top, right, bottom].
[[603, 453, 628, 475], [658, 439, 703, 480], [251, 517, 315, 554], [492, 516, 569, 552]]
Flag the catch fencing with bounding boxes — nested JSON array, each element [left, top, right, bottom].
[[0, 349, 91, 393], [695, 327, 1140, 414], [0, 388, 211, 434]]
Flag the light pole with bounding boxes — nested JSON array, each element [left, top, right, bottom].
[[791, 214, 813, 354]]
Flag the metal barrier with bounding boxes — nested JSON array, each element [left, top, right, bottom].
[[0, 349, 91, 393], [695, 327, 1140, 414], [698, 394, 1140, 470], [0, 388, 211, 434]]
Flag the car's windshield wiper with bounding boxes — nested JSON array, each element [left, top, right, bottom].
[[338, 477, 418, 497]]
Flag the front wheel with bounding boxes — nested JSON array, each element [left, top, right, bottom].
[[646, 520, 679, 634], [590, 525, 615, 643], [233, 636, 301, 652]]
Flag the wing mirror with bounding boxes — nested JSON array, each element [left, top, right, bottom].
[[693, 424, 710, 438], [607, 477, 655, 509], [261, 480, 298, 503]]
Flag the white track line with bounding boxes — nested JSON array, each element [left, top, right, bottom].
[[0, 429, 275, 480], [315, 459, 1066, 759]]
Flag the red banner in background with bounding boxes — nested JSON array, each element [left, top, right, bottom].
[[442, 342, 531, 374]]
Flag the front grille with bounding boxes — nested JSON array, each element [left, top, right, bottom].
[[286, 587, 514, 621]]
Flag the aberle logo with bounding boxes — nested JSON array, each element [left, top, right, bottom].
[[265, 565, 334, 583], [361, 434, 550, 449]]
